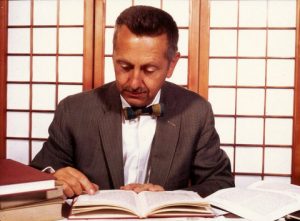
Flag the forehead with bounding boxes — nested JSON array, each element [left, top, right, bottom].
[[114, 26, 168, 52]]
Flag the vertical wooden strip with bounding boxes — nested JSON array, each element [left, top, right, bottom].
[[29, 0, 34, 163], [94, 0, 105, 88], [197, 0, 210, 99], [83, 0, 94, 91], [292, 0, 300, 185], [188, 0, 200, 93], [55, 0, 60, 107], [0, 0, 8, 159]]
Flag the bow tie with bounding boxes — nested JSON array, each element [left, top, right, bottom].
[[123, 103, 164, 120]]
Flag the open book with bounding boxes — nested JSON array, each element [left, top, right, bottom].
[[206, 180, 300, 221], [69, 190, 214, 219]]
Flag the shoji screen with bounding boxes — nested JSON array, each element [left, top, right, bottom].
[[209, 0, 296, 186], [103, 0, 189, 86], [6, 0, 85, 164]]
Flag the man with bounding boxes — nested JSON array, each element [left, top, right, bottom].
[[31, 5, 234, 198]]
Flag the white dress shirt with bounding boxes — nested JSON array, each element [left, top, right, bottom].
[[121, 91, 161, 185]]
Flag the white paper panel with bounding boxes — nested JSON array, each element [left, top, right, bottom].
[[210, 0, 238, 27], [265, 118, 293, 145], [7, 112, 29, 137], [234, 175, 262, 188], [235, 147, 263, 173], [210, 30, 237, 56], [59, 28, 83, 54], [8, 28, 30, 53], [237, 89, 264, 115], [34, 0, 57, 25], [6, 140, 29, 165], [236, 118, 263, 144], [105, 28, 114, 55], [167, 58, 187, 85], [209, 88, 235, 115], [237, 59, 265, 86], [163, 0, 189, 27], [134, 0, 160, 7], [58, 85, 82, 103], [238, 30, 266, 57], [31, 113, 54, 138], [32, 84, 56, 110], [33, 28, 57, 54], [7, 84, 30, 110], [268, 30, 295, 57], [58, 56, 83, 83], [209, 59, 236, 86], [178, 29, 188, 56], [268, 0, 296, 27], [104, 57, 115, 84], [106, 0, 132, 26], [215, 117, 235, 144], [8, 0, 30, 26], [239, 0, 267, 27], [7, 56, 30, 81], [266, 89, 294, 116], [60, 0, 84, 25], [267, 59, 294, 87], [265, 148, 291, 174], [32, 56, 56, 82], [31, 141, 45, 161]]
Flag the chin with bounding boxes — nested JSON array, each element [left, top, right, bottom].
[[127, 99, 148, 107]]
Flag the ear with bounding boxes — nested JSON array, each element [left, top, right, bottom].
[[166, 52, 180, 78]]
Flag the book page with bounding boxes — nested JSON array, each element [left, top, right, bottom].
[[248, 180, 300, 198], [73, 190, 140, 216], [138, 190, 208, 216], [206, 187, 300, 221]]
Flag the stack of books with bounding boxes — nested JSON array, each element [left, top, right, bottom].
[[0, 159, 64, 221]]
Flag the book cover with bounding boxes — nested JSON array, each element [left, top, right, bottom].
[[0, 159, 55, 196]]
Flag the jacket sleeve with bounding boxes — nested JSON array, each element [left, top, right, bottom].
[[184, 102, 235, 197], [30, 98, 75, 170]]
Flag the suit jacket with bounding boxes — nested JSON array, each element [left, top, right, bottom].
[[31, 81, 234, 197]]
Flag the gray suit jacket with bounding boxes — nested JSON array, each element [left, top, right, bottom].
[[31, 81, 234, 197]]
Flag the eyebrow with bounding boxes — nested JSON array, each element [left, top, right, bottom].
[[116, 59, 159, 69]]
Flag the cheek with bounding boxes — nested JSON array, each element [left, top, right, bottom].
[[115, 72, 128, 86], [144, 76, 165, 93]]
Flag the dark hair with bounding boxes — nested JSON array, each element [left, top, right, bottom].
[[113, 5, 179, 61]]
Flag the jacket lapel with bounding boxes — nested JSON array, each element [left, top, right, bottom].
[[96, 84, 124, 188], [149, 83, 181, 186]]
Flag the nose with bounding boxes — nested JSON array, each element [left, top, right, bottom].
[[128, 68, 143, 90]]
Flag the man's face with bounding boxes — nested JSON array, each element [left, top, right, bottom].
[[113, 25, 179, 107]]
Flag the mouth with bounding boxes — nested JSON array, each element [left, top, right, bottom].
[[124, 90, 146, 99]]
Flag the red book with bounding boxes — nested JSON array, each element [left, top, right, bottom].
[[0, 159, 55, 196]]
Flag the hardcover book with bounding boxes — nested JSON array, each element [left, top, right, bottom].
[[0, 159, 55, 196]]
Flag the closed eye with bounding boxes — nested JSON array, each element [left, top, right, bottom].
[[142, 65, 158, 74], [118, 61, 133, 72]]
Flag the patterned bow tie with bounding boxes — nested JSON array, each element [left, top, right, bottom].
[[123, 103, 164, 120]]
